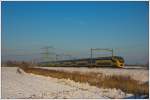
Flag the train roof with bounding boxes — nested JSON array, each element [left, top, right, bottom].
[[41, 56, 124, 64], [59, 56, 123, 62]]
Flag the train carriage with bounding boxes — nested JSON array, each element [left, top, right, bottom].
[[40, 56, 124, 68]]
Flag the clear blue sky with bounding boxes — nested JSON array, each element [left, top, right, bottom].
[[2, 1, 149, 64]]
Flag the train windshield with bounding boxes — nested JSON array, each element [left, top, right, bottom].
[[114, 56, 124, 63]]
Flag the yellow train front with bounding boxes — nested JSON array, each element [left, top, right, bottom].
[[44, 56, 124, 68], [93, 56, 124, 68]]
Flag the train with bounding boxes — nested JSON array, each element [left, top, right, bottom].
[[40, 56, 125, 68]]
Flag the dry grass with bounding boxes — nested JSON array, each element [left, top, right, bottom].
[[20, 66, 149, 96]]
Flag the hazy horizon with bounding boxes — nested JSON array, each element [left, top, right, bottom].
[[2, 1, 149, 65]]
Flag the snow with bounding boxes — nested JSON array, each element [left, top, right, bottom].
[[2, 67, 136, 99], [37, 66, 149, 82]]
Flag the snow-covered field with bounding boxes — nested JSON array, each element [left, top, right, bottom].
[[38, 66, 149, 82], [2, 67, 137, 99]]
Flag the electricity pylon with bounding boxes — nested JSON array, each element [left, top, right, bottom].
[[55, 54, 61, 61], [41, 46, 55, 62]]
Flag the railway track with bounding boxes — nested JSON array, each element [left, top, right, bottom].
[[123, 66, 148, 70], [61, 66, 147, 70], [38, 66, 148, 70]]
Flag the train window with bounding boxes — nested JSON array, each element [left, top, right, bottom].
[[112, 59, 116, 62]]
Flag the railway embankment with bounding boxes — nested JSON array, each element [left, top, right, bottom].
[[37, 66, 148, 82], [20, 66, 148, 97]]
